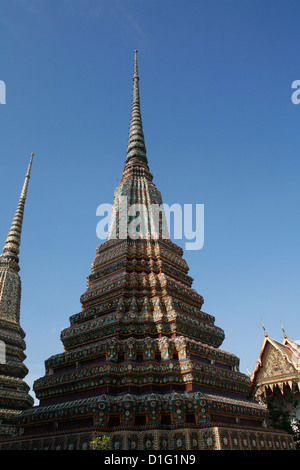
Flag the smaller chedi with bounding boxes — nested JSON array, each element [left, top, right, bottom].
[[0, 154, 35, 439]]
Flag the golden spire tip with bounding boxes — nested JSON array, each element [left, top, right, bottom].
[[280, 321, 287, 338], [261, 318, 268, 336]]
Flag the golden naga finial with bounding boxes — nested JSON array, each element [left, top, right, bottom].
[[261, 318, 268, 337], [280, 321, 287, 339]]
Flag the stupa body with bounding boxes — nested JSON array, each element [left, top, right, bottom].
[[1, 54, 294, 450]]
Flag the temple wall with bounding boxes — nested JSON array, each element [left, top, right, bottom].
[[0, 425, 295, 450]]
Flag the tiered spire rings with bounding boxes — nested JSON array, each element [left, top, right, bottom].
[[126, 50, 148, 166], [2, 153, 34, 268]]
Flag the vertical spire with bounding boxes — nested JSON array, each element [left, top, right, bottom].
[[281, 321, 287, 339], [1, 153, 34, 266], [126, 50, 148, 165], [261, 318, 268, 337]]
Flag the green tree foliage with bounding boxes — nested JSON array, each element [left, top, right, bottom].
[[265, 385, 300, 449], [89, 434, 110, 450]]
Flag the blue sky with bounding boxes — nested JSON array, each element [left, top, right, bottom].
[[0, 0, 299, 401]]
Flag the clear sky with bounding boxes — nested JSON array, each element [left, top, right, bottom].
[[0, 0, 299, 402]]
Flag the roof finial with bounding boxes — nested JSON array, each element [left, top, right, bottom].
[[261, 318, 268, 337], [125, 50, 148, 165], [281, 321, 287, 339], [1, 153, 34, 266]]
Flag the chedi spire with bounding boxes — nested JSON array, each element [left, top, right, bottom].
[[126, 50, 148, 165], [0, 153, 34, 439], [1, 153, 34, 269]]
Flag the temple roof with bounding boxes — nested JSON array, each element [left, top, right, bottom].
[[251, 323, 300, 393]]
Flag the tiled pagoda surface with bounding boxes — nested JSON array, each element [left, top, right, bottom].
[[0, 155, 34, 439], [1, 53, 294, 450]]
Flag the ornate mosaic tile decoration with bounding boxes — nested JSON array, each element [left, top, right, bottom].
[[0, 155, 35, 439], [0, 55, 295, 450]]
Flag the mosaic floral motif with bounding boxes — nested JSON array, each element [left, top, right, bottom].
[[258, 437, 266, 450], [219, 430, 231, 450], [189, 432, 199, 450], [143, 434, 154, 450], [112, 435, 123, 450], [249, 433, 258, 449], [159, 434, 169, 450], [202, 431, 217, 450], [267, 438, 274, 449], [274, 437, 280, 449], [230, 431, 240, 450], [240, 433, 249, 449], [174, 432, 186, 450], [128, 435, 139, 450], [65, 436, 77, 450]]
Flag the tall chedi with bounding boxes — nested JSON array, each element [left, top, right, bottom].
[[2, 54, 294, 450], [0, 154, 34, 439]]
